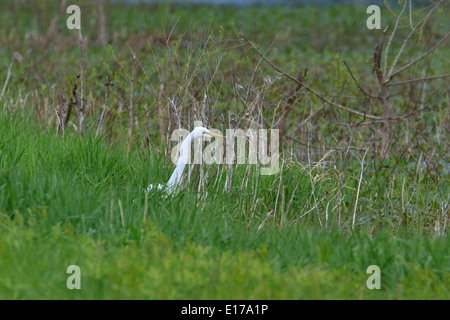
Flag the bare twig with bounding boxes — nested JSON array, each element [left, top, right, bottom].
[[42, 0, 68, 49], [245, 35, 278, 104], [344, 60, 377, 98], [383, 1, 407, 75], [128, 48, 136, 154], [385, 0, 443, 82], [386, 31, 450, 83], [241, 33, 384, 121], [409, 0, 413, 30], [96, 77, 112, 138], [1, 61, 12, 101], [387, 74, 450, 86], [274, 160, 285, 221], [97, 0, 108, 45], [352, 145, 371, 230], [78, 29, 86, 133]]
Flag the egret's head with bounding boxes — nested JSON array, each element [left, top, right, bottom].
[[192, 127, 226, 140]]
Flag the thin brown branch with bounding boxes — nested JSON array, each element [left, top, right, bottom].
[[241, 33, 384, 121], [96, 77, 112, 138], [42, 0, 68, 49], [78, 29, 86, 133], [127, 47, 136, 154], [387, 74, 450, 87], [373, 27, 389, 85], [343, 60, 377, 98], [340, 105, 438, 126], [97, 0, 108, 45], [385, 0, 443, 81], [1, 61, 12, 100], [385, 31, 450, 83], [383, 0, 407, 75], [409, 0, 413, 30]]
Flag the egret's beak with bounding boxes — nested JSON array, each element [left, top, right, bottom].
[[207, 132, 226, 139]]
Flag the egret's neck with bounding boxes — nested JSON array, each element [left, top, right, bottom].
[[166, 132, 193, 188]]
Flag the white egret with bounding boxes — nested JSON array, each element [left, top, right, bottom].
[[147, 126, 226, 195]]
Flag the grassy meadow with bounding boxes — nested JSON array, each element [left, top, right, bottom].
[[0, 1, 449, 299]]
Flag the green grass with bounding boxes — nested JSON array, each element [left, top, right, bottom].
[[0, 2, 449, 299], [2, 222, 448, 299], [0, 112, 448, 299]]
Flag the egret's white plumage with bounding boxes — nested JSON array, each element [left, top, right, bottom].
[[147, 127, 225, 195]]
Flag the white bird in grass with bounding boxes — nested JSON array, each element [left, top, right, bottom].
[[147, 126, 226, 195]]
